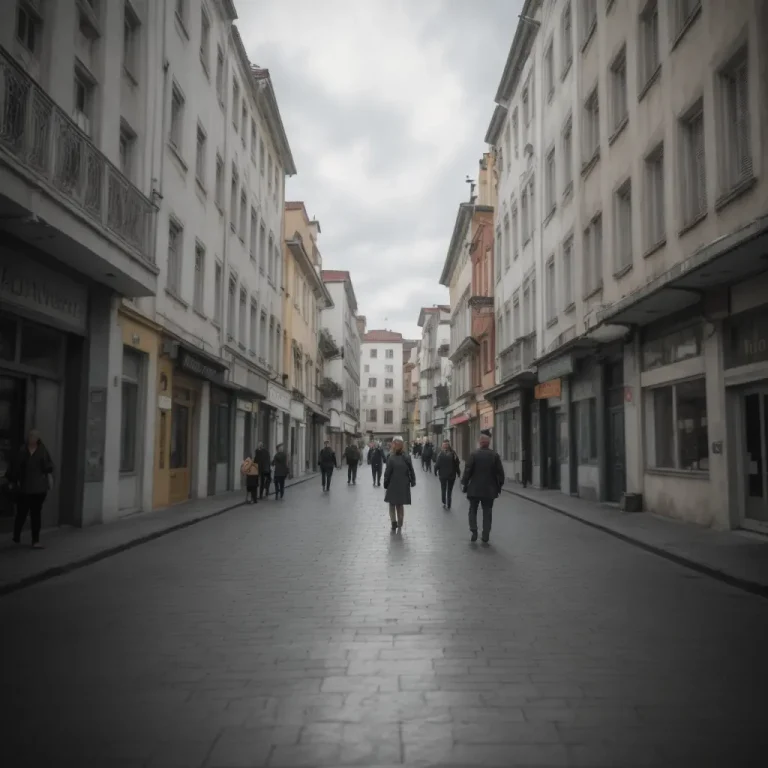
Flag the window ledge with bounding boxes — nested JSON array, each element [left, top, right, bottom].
[[174, 12, 190, 41], [230, 222, 236, 234], [215, 202, 224, 217], [582, 284, 603, 302], [167, 143, 188, 174], [195, 177, 207, 197], [678, 211, 707, 238], [581, 20, 597, 54], [200, 58, 210, 81], [645, 467, 709, 480], [544, 205, 556, 227], [193, 308, 207, 321], [643, 238, 666, 259], [608, 115, 629, 146], [547, 88, 555, 104], [561, 58, 572, 82], [122, 65, 138, 87], [563, 301, 576, 315], [523, 236, 532, 248], [546, 316, 559, 329], [613, 262, 633, 280], [239, 234, 245, 244], [259, 267, 265, 275], [715, 175, 757, 213], [165, 288, 188, 309], [638, 64, 661, 103], [670, 4, 701, 53], [581, 149, 600, 179], [562, 181, 573, 205]]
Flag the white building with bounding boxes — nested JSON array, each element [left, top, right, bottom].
[[417, 306, 451, 442], [361, 330, 406, 441], [320, 270, 361, 454], [485, 0, 768, 531]]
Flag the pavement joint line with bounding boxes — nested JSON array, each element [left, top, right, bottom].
[[502, 485, 768, 600], [0, 473, 315, 598]]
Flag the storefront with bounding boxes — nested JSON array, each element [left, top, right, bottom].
[[495, 389, 523, 483], [264, 381, 291, 456], [208, 384, 232, 496], [290, 398, 306, 477], [449, 410, 472, 462], [305, 400, 329, 470]]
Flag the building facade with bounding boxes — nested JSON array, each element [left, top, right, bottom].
[[401, 340, 419, 443], [361, 330, 406, 441], [283, 202, 333, 476], [417, 306, 451, 443], [485, 0, 768, 531]]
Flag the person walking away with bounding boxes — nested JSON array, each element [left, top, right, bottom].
[[434, 440, 461, 510], [344, 440, 360, 485], [240, 456, 259, 504], [368, 441, 385, 487], [461, 429, 505, 543], [254, 442, 272, 499], [318, 441, 337, 492], [271, 444, 289, 499], [7, 429, 54, 548], [422, 441, 434, 473], [383, 436, 416, 532]]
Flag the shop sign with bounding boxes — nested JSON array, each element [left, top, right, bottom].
[[267, 382, 291, 412], [535, 378, 562, 400], [290, 400, 305, 421], [247, 369, 268, 398], [450, 413, 470, 426], [495, 391, 521, 413], [0, 249, 88, 334], [178, 349, 226, 384], [725, 308, 768, 369], [538, 354, 573, 382], [237, 399, 254, 412], [158, 395, 172, 411]]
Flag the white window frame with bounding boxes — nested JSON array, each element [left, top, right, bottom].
[[582, 85, 599, 163], [639, 0, 659, 91], [644, 143, 665, 250], [167, 218, 183, 297], [679, 100, 707, 226], [610, 45, 628, 135], [193, 240, 205, 313], [613, 179, 632, 274], [717, 47, 752, 195], [562, 236, 574, 309]]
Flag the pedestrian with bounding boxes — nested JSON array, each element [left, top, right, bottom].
[[318, 440, 337, 492], [383, 436, 416, 532], [6, 429, 54, 548], [521, 446, 530, 488], [434, 439, 461, 510], [367, 440, 385, 487], [422, 440, 434, 473], [254, 441, 272, 499], [344, 440, 360, 485], [271, 444, 289, 499], [461, 429, 505, 543], [240, 456, 259, 504]]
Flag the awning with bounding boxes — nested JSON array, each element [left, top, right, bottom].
[[450, 414, 470, 426], [305, 399, 330, 421], [596, 214, 768, 328]]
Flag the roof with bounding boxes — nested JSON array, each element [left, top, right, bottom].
[[321, 270, 350, 282], [364, 330, 404, 343], [285, 236, 334, 309], [417, 306, 449, 328], [485, 103, 508, 146], [440, 203, 472, 287]]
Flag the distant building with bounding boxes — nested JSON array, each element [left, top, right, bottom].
[[360, 330, 408, 441]]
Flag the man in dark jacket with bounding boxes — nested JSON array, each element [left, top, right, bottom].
[[344, 441, 360, 484], [434, 439, 461, 510], [422, 441, 434, 472], [461, 429, 505, 543], [271, 444, 289, 499], [254, 442, 272, 499], [318, 441, 337, 492], [367, 441, 385, 487]]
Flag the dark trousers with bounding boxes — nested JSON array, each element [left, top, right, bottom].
[[423, 458, 432, 472], [347, 461, 358, 483], [440, 477, 455, 508], [274, 476, 286, 497], [371, 465, 382, 484], [259, 473, 271, 498], [245, 477, 259, 502], [468, 497, 494, 534], [13, 493, 46, 543], [321, 467, 333, 490]]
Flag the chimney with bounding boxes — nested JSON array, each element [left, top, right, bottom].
[[356, 315, 367, 339]]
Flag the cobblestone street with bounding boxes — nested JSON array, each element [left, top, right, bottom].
[[3, 472, 767, 767]]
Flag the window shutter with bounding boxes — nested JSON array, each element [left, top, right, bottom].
[[734, 59, 751, 181], [693, 114, 707, 216]]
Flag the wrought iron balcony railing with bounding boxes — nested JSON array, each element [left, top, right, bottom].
[[0, 47, 155, 265], [319, 376, 343, 399], [318, 327, 340, 358]]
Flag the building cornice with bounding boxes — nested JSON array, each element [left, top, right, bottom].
[[286, 236, 333, 308], [493, 0, 541, 105], [484, 103, 508, 146], [439, 203, 473, 287]]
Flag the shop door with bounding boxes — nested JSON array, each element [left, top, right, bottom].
[[0, 376, 26, 529], [290, 425, 297, 478], [546, 410, 560, 490], [243, 412, 253, 460], [169, 388, 193, 505], [743, 391, 768, 526], [607, 407, 627, 502], [208, 399, 230, 496]]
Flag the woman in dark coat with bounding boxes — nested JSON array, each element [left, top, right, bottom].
[[383, 436, 416, 532], [7, 429, 54, 548], [271, 444, 289, 499]]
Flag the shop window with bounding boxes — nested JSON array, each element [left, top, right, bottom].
[[646, 378, 709, 471], [170, 403, 189, 469], [531, 410, 540, 466], [384, 410, 393, 425], [19, 321, 63, 372], [0, 316, 18, 361], [576, 398, 597, 464], [120, 348, 143, 473], [642, 324, 702, 371], [215, 403, 229, 463]]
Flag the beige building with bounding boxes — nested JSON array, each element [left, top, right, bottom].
[[283, 202, 333, 476]]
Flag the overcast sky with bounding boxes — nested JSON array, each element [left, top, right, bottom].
[[236, 0, 521, 340]]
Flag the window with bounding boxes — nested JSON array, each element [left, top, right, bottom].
[[546, 256, 556, 322], [230, 166, 238, 230], [232, 80, 239, 129], [249, 208, 257, 261], [364, 364, 369, 373], [259, 138, 265, 175], [195, 123, 206, 186], [610, 46, 628, 133], [670, 0, 700, 41], [385, 365, 394, 373], [385, 349, 394, 359], [384, 378, 394, 389], [368, 377, 377, 387], [639, 1, 659, 89], [74, 67, 95, 137], [267, 154, 273, 195], [259, 224, 266, 274], [647, 379, 708, 472], [239, 286, 247, 343], [384, 410, 394, 425], [214, 262, 223, 325], [718, 49, 752, 193], [119, 121, 135, 180], [259, 311, 267, 361], [167, 219, 182, 296], [199, 7, 210, 72], [249, 301, 257, 354], [582, 214, 602, 296], [576, 399, 598, 464], [512, 108, 519, 157], [511, 205, 519, 260], [562, 117, 573, 192], [679, 102, 706, 225], [384, 394, 394, 404], [522, 85, 530, 135], [175, 0, 187, 26], [583, 86, 599, 162], [581, 0, 597, 47], [193, 241, 205, 312], [267, 232, 274, 280], [522, 284, 531, 336], [561, 2, 573, 72], [251, 119, 257, 161], [239, 190, 247, 241], [545, 40, 554, 99], [120, 349, 142, 473], [370, 348, 378, 358], [214, 154, 224, 209], [273, 165, 280, 201], [227, 274, 237, 339], [17, 3, 41, 55], [614, 180, 632, 273], [513, 296, 520, 342], [521, 192, 529, 243], [642, 324, 702, 371], [545, 148, 556, 214], [169, 82, 184, 151], [123, 2, 140, 78], [562, 236, 573, 308], [216, 45, 225, 104], [368, 409, 378, 423], [644, 144, 665, 249], [241, 103, 247, 146], [527, 178, 535, 237]]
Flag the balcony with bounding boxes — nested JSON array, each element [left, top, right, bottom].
[[499, 333, 537, 383], [344, 403, 359, 421], [319, 376, 343, 399], [318, 327, 340, 359], [0, 47, 157, 296]]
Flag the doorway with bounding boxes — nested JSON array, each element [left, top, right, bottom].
[[607, 407, 626, 502], [169, 387, 194, 505], [742, 389, 768, 527], [0, 375, 26, 528], [545, 408, 560, 490]]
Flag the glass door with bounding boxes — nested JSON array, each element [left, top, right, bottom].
[[0, 376, 26, 528], [743, 390, 768, 525]]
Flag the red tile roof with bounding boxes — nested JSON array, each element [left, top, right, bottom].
[[321, 270, 350, 282], [364, 330, 404, 343]]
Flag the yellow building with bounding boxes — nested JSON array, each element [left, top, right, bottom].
[[283, 202, 334, 476]]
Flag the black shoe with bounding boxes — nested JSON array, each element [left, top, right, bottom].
[[470, 531, 478, 542], [481, 534, 490, 543], [391, 521, 397, 531], [442, 503, 446, 510]]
